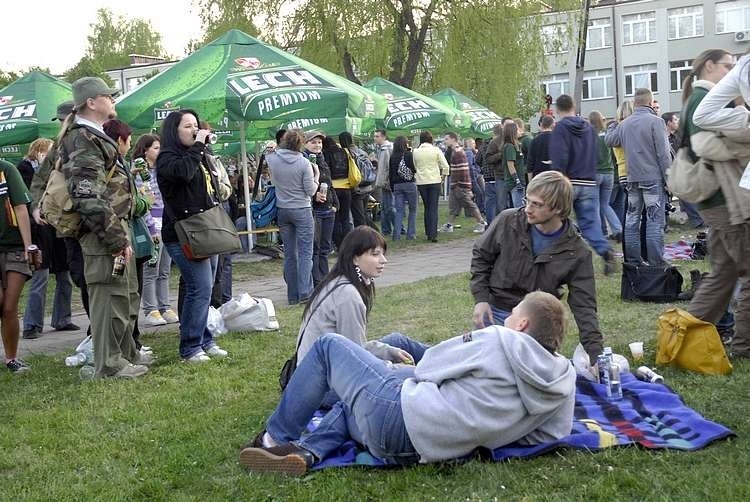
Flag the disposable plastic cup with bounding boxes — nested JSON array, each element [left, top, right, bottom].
[[629, 342, 644, 361]]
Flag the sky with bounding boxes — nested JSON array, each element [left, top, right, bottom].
[[0, 0, 204, 74]]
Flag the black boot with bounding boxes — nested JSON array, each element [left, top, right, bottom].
[[678, 269, 703, 301]]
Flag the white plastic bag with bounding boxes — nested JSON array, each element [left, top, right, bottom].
[[573, 343, 596, 381], [219, 293, 280, 332], [207, 306, 228, 337]]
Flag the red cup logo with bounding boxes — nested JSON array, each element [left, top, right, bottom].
[[235, 57, 261, 69]]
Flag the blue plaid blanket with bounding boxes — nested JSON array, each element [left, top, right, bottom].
[[312, 373, 734, 470]]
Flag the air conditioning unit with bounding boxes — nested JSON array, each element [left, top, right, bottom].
[[735, 30, 750, 42]]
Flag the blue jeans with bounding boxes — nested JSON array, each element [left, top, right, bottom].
[[379, 332, 430, 362], [484, 181, 498, 222], [266, 334, 420, 465], [22, 269, 73, 330], [166, 242, 217, 359], [679, 199, 705, 227], [597, 173, 622, 235], [625, 181, 666, 266], [393, 182, 418, 240], [610, 182, 627, 228], [278, 207, 315, 304], [313, 208, 335, 286], [219, 252, 233, 304], [418, 183, 441, 240], [141, 244, 173, 314], [469, 176, 485, 217], [509, 184, 524, 208], [491, 306, 511, 326], [380, 189, 395, 236], [573, 184, 611, 257]]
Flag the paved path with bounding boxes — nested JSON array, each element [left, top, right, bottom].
[[9, 237, 476, 358]]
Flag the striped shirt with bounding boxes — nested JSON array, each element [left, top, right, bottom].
[[449, 147, 472, 189]]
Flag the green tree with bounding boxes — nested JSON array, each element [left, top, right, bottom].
[[195, 0, 578, 118], [0, 70, 22, 89], [64, 8, 168, 83], [188, 0, 259, 52]]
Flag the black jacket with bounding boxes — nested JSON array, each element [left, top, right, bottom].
[[527, 131, 553, 176], [389, 151, 415, 187], [323, 147, 348, 181], [304, 150, 339, 211], [156, 142, 222, 243]]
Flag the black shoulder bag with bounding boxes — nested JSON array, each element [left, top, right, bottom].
[[278, 282, 345, 391]]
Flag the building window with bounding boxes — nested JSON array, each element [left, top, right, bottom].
[[716, 1, 750, 33], [670, 60, 693, 91], [625, 64, 658, 96], [542, 24, 569, 54], [668, 6, 704, 39], [622, 12, 657, 44], [587, 18, 612, 49], [541, 74, 570, 99], [582, 70, 614, 100]]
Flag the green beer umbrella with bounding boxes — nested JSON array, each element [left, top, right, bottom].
[[0, 71, 73, 147], [363, 77, 471, 137], [431, 88, 503, 138], [116, 29, 387, 138]]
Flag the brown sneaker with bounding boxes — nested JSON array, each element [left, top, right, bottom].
[[239, 442, 315, 476], [241, 431, 266, 450], [113, 364, 149, 379]]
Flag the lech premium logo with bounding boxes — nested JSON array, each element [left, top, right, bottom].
[[383, 96, 435, 130], [227, 65, 337, 119], [0, 98, 37, 132], [154, 101, 179, 122]]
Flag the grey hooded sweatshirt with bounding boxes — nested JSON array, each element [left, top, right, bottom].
[[401, 325, 576, 463], [267, 148, 318, 209]]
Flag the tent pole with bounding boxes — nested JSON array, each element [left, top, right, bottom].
[[240, 122, 254, 251]]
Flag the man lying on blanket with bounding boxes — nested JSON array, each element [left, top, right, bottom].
[[239, 291, 576, 476]]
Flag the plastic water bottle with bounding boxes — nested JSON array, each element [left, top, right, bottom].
[[597, 347, 613, 386], [65, 349, 94, 367], [79, 365, 95, 381], [607, 359, 623, 401]]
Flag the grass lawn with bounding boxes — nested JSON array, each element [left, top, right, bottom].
[[2, 233, 748, 500]]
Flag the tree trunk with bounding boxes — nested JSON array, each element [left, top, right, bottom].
[[400, 0, 438, 88], [573, 0, 592, 112], [342, 49, 362, 85]]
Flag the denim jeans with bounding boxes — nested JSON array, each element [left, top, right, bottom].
[[379, 332, 430, 363], [141, 244, 173, 314], [509, 184, 524, 208], [380, 189, 395, 236], [468, 176, 485, 217], [166, 242, 217, 359], [679, 199, 705, 228], [610, 182, 627, 229], [484, 181, 498, 222], [218, 252, 233, 305], [313, 208, 335, 286], [22, 269, 73, 330], [572, 184, 611, 257], [266, 334, 420, 465], [278, 207, 315, 304], [393, 182, 418, 240], [597, 173, 622, 235], [491, 306, 511, 326], [418, 183, 441, 240], [625, 181, 666, 266]]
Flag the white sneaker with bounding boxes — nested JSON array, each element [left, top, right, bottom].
[[144, 310, 167, 326], [140, 346, 153, 354], [439, 223, 454, 233], [206, 345, 228, 358], [134, 351, 155, 366], [183, 351, 211, 363], [161, 309, 179, 324], [473, 222, 487, 233]]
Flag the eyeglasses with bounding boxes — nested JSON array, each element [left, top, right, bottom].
[[522, 197, 546, 209]]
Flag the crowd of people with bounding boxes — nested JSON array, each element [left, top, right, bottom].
[[0, 44, 748, 475]]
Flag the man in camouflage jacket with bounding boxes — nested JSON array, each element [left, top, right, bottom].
[[58, 77, 149, 379]]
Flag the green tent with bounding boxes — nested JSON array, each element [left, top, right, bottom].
[[431, 88, 503, 138], [115, 29, 388, 139], [0, 71, 73, 147], [363, 77, 471, 137]]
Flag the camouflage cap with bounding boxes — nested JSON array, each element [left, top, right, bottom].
[[304, 130, 326, 142], [72, 77, 119, 107], [52, 100, 75, 121]]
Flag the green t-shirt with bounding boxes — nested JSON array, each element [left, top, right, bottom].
[[0, 160, 32, 251], [502, 143, 526, 189]]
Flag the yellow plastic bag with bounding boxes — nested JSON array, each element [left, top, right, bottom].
[[656, 308, 732, 375]]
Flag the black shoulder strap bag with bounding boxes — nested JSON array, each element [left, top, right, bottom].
[[279, 282, 346, 391]]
